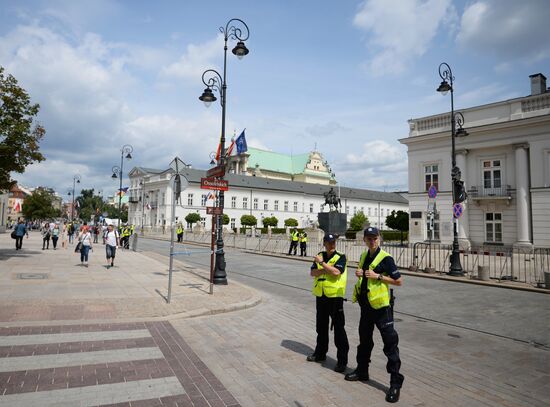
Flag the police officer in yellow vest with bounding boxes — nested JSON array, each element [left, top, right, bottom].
[[287, 228, 299, 255], [176, 223, 184, 243], [299, 231, 308, 257], [307, 233, 349, 373], [345, 227, 403, 403]]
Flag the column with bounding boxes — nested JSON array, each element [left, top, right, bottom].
[[514, 144, 532, 246], [455, 150, 470, 248]]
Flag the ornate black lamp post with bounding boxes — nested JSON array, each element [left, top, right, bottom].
[[437, 62, 467, 276], [70, 174, 81, 221], [111, 144, 133, 230], [198, 18, 250, 285]]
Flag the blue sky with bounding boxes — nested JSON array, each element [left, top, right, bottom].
[[1, 0, 549, 198]]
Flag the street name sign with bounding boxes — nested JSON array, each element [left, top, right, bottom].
[[201, 177, 229, 191], [206, 207, 223, 215], [206, 165, 226, 178]]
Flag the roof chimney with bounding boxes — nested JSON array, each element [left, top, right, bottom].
[[529, 73, 547, 95]]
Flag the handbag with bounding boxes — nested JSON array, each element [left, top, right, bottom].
[[74, 242, 82, 252], [11, 230, 17, 239]]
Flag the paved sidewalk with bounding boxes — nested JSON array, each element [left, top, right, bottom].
[[0, 232, 261, 324]]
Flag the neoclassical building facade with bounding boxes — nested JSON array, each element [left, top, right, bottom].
[[401, 73, 550, 248]]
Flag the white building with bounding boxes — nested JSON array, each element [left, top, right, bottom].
[[127, 166, 408, 231], [401, 73, 550, 248]]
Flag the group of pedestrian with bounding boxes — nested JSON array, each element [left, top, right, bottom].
[[287, 228, 308, 256], [308, 227, 403, 403]]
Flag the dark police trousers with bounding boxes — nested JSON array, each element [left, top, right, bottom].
[[300, 242, 307, 256], [315, 296, 349, 365], [357, 303, 404, 388], [288, 240, 298, 255]]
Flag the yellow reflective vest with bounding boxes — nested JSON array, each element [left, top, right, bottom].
[[299, 233, 308, 243], [176, 225, 183, 234], [291, 231, 299, 241], [352, 249, 391, 309], [312, 251, 347, 298]]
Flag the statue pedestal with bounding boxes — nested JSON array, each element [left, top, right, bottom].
[[317, 212, 347, 236]]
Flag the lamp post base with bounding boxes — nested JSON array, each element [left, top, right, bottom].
[[449, 249, 464, 276], [213, 244, 227, 285]]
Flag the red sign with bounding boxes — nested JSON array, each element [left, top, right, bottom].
[[201, 177, 229, 191], [206, 165, 225, 178], [206, 207, 223, 215]]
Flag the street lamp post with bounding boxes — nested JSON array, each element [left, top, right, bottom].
[[198, 18, 250, 285], [437, 62, 466, 276], [111, 144, 133, 230], [70, 174, 81, 221]]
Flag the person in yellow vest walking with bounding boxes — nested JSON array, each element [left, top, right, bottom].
[[176, 223, 184, 243], [345, 227, 403, 403], [307, 233, 349, 373], [299, 231, 308, 257], [287, 228, 299, 255]]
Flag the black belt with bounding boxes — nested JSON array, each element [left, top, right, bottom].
[[317, 278, 326, 281]]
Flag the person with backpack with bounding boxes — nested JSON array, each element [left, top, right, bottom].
[[13, 219, 28, 250], [104, 224, 120, 269]]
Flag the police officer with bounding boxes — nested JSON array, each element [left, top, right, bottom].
[[287, 228, 299, 255], [345, 227, 403, 403], [176, 223, 184, 243], [307, 233, 349, 373], [299, 231, 308, 257]]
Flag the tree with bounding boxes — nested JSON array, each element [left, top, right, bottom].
[[349, 211, 368, 231], [284, 218, 298, 227], [240, 214, 257, 228], [0, 66, 45, 191], [386, 210, 409, 245], [103, 204, 128, 223], [75, 189, 105, 222], [185, 212, 201, 227], [222, 213, 230, 225], [263, 216, 278, 227], [21, 188, 58, 220]]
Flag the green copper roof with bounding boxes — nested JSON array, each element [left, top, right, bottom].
[[247, 147, 311, 175]]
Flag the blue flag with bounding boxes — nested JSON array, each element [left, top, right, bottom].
[[235, 130, 248, 154]]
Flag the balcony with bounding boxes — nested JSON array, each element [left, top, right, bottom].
[[128, 191, 140, 203], [468, 185, 512, 204]]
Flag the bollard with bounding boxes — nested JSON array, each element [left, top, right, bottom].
[[544, 272, 550, 290], [131, 234, 138, 252], [478, 265, 490, 281]]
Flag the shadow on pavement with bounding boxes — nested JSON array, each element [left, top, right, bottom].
[[0, 248, 42, 261]]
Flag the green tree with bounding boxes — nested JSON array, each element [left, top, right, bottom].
[[284, 218, 298, 227], [0, 66, 45, 191], [240, 214, 257, 227], [386, 210, 409, 245], [185, 212, 201, 227], [103, 204, 128, 223], [263, 216, 278, 227], [222, 213, 230, 225], [349, 211, 368, 231], [21, 188, 57, 220], [76, 189, 104, 222]]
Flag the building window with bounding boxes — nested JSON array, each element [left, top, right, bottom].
[[264, 199, 268, 210], [424, 164, 439, 191], [274, 200, 279, 211], [368, 207, 371, 216], [187, 193, 193, 206], [483, 159, 502, 189], [309, 203, 314, 213], [284, 201, 289, 211], [200, 217, 206, 227], [201, 194, 207, 206], [243, 197, 248, 209], [231, 196, 236, 209], [230, 218, 236, 229], [485, 212, 503, 243], [293, 201, 298, 212], [361, 206, 364, 214], [353, 206, 357, 215], [375, 207, 378, 216], [253, 198, 258, 210], [345, 206, 349, 214]]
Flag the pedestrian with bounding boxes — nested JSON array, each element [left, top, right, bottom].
[[307, 233, 349, 373], [61, 222, 68, 249], [77, 226, 93, 267], [93, 225, 99, 243], [41, 222, 51, 250], [104, 224, 120, 269], [345, 227, 404, 403], [13, 219, 28, 250], [299, 231, 308, 257], [176, 222, 183, 243], [287, 228, 299, 255], [68, 222, 75, 244], [51, 224, 60, 249]]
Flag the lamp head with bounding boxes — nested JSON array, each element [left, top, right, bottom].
[[125, 152, 132, 159], [455, 127, 469, 137], [210, 158, 216, 165], [111, 173, 117, 179], [437, 80, 452, 95], [232, 41, 249, 59], [199, 87, 216, 107]]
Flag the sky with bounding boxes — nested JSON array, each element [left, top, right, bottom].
[[1, 0, 549, 200]]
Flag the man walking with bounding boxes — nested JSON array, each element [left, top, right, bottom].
[[345, 227, 404, 403], [104, 224, 120, 269], [307, 233, 349, 373], [13, 219, 28, 250]]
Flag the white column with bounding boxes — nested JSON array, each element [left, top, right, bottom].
[[514, 144, 532, 246], [456, 150, 470, 248]]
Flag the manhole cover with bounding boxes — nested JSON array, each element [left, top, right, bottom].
[[16, 273, 49, 280]]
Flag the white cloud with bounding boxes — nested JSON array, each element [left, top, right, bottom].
[[456, 0, 550, 62], [353, 0, 455, 75]]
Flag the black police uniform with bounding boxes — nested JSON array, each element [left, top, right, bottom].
[[310, 251, 349, 366], [356, 247, 404, 389]]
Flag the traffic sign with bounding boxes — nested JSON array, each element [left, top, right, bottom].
[[428, 185, 438, 199], [206, 165, 226, 178], [169, 157, 188, 174], [201, 177, 229, 191], [206, 207, 223, 215], [453, 203, 463, 218]]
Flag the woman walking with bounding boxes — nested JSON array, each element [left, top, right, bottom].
[[78, 226, 93, 267], [13, 219, 28, 250], [61, 222, 68, 249], [51, 224, 60, 249], [41, 222, 51, 250]]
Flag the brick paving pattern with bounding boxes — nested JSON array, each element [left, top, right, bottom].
[[0, 321, 240, 407]]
